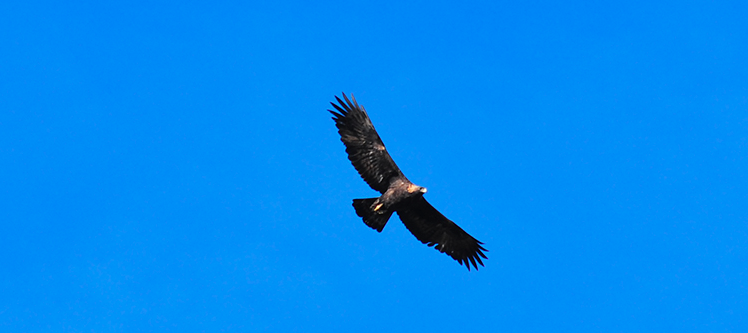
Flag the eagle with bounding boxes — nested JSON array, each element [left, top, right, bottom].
[[329, 93, 488, 270]]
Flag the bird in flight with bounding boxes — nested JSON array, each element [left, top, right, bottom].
[[329, 93, 487, 270]]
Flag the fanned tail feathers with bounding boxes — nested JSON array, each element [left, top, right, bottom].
[[352, 198, 392, 232]]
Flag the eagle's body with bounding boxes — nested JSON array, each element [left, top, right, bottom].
[[329, 93, 487, 270]]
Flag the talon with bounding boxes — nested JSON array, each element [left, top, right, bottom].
[[373, 203, 384, 211]]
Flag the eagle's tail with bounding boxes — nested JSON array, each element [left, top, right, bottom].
[[352, 198, 393, 233]]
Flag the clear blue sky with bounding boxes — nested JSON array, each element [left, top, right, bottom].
[[2, 0, 746, 331]]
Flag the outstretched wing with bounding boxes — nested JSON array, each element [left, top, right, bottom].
[[397, 196, 488, 270], [329, 93, 403, 194]]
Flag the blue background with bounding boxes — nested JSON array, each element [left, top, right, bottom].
[[2, 1, 746, 331]]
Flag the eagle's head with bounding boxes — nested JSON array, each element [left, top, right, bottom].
[[407, 184, 428, 194]]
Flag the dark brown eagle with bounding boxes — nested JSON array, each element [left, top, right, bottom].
[[329, 93, 488, 270]]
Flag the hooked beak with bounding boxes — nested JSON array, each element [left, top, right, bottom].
[[420, 187, 428, 194]]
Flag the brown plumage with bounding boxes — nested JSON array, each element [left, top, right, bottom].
[[329, 93, 488, 271]]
